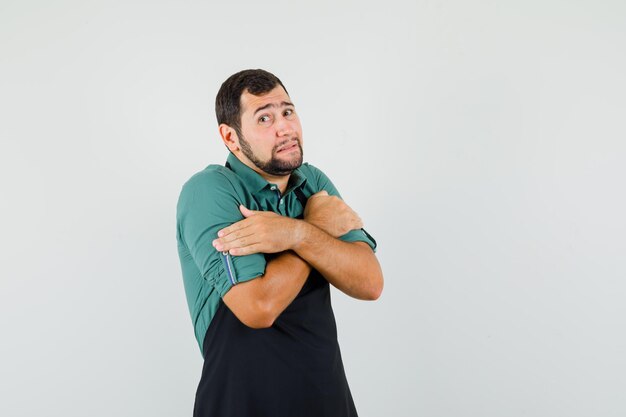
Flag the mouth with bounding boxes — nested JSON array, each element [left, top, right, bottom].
[[276, 140, 300, 153]]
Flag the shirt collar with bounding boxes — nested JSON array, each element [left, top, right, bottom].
[[226, 152, 307, 195]]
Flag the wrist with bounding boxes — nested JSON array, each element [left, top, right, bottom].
[[290, 219, 313, 252], [302, 216, 330, 237]]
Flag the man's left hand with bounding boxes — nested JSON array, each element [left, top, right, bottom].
[[212, 206, 301, 256]]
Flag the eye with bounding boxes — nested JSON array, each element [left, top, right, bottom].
[[258, 115, 271, 123], [283, 109, 294, 117]]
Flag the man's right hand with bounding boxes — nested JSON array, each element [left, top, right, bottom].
[[303, 191, 363, 237]]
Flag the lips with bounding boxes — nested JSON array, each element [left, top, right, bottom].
[[276, 140, 299, 153]]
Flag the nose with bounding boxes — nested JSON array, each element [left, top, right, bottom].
[[275, 118, 295, 137]]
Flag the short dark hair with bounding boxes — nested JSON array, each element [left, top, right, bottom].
[[215, 69, 289, 136]]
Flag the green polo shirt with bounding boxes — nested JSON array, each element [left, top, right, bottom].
[[176, 153, 376, 353]]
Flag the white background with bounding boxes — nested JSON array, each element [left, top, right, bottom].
[[1, 1, 625, 416]]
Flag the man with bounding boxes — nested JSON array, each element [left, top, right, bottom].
[[176, 69, 384, 417]]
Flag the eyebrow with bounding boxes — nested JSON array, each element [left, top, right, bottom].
[[253, 101, 294, 116]]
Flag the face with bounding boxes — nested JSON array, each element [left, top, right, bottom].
[[235, 86, 303, 177]]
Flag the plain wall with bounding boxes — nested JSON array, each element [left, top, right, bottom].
[[1, 1, 625, 416]]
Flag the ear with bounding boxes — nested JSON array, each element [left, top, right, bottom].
[[219, 124, 239, 152]]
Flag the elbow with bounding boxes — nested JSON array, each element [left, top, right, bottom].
[[361, 255, 383, 300], [242, 317, 275, 329], [364, 284, 383, 301], [372, 285, 383, 300], [239, 301, 277, 329], [365, 274, 384, 301]]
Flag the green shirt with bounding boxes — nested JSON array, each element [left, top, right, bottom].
[[176, 153, 376, 352]]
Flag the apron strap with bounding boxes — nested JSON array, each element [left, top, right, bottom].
[[293, 186, 308, 209]]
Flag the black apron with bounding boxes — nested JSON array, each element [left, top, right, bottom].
[[193, 188, 358, 417]]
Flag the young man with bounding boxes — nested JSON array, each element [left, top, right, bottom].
[[176, 69, 383, 416]]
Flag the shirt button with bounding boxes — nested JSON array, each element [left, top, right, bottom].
[[280, 199, 284, 205], [270, 186, 277, 191]]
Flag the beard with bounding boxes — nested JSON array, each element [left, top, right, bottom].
[[238, 133, 304, 176]]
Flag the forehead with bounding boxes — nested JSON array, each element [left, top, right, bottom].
[[240, 86, 291, 116]]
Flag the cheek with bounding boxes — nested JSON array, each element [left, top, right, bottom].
[[292, 120, 303, 136]]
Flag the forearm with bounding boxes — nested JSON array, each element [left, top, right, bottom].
[[214, 205, 382, 309], [255, 251, 311, 317], [222, 250, 311, 328], [292, 221, 383, 300]]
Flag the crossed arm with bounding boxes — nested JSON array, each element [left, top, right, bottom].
[[214, 191, 384, 328]]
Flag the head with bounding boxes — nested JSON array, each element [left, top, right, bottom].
[[216, 69, 303, 177]]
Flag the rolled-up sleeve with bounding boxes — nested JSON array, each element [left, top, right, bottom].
[[177, 171, 266, 297]]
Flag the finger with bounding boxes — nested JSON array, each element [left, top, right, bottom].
[[230, 243, 263, 256], [239, 205, 259, 218], [213, 238, 236, 252], [217, 228, 255, 245], [218, 218, 251, 237], [214, 234, 260, 252]]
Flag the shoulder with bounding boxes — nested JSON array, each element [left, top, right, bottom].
[[298, 162, 340, 195], [177, 164, 242, 212], [182, 164, 237, 191], [298, 162, 331, 185], [298, 161, 325, 176], [179, 163, 249, 200]]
